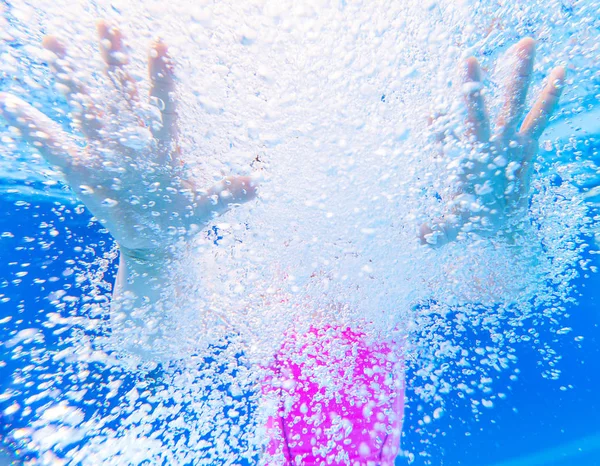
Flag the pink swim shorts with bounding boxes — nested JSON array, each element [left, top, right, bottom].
[[263, 325, 405, 465]]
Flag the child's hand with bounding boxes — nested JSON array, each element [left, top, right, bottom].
[[0, 20, 257, 262], [420, 38, 565, 246]]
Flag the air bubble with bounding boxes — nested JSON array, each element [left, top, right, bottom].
[[78, 185, 94, 195], [118, 126, 153, 150], [101, 198, 118, 208]]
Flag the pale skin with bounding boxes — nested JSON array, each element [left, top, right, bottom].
[[420, 38, 565, 246], [0, 22, 257, 356], [0, 25, 564, 354]]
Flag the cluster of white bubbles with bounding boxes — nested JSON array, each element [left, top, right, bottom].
[[0, 0, 598, 463]]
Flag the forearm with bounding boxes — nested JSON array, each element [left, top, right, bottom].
[[110, 247, 180, 363], [113, 248, 172, 316]]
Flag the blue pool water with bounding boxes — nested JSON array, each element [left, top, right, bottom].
[[1, 191, 599, 463], [1, 1, 599, 465]]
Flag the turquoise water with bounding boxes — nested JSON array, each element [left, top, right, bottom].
[[0, 0, 599, 465]]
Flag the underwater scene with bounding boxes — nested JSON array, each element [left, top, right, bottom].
[[0, 0, 599, 464]]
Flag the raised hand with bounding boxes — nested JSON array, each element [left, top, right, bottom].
[[0, 21, 257, 262], [420, 38, 565, 246]]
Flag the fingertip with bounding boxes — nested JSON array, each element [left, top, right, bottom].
[[149, 42, 175, 84], [149, 40, 172, 70], [96, 19, 115, 35], [548, 65, 567, 97], [518, 37, 536, 51], [0, 92, 22, 112], [0, 92, 19, 111], [233, 175, 259, 200], [42, 35, 65, 56], [151, 39, 169, 56], [464, 57, 482, 81], [514, 37, 536, 66], [465, 56, 478, 68], [97, 19, 121, 44], [41, 35, 55, 47], [97, 20, 113, 54], [96, 19, 108, 36], [552, 65, 566, 81], [97, 21, 129, 67]]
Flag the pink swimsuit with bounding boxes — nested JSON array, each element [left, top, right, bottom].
[[264, 326, 405, 465]]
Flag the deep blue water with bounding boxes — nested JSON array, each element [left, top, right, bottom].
[[0, 195, 260, 466], [0, 189, 599, 465]]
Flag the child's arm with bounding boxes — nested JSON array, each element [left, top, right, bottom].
[[0, 21, 257, 360], [420, 38, 565, 247]]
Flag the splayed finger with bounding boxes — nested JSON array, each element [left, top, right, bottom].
[[149, 39, 179, 157], [0, 92, 80, 171], [496, 37, 535, 137], [97, 20, 139, 105], [462, 57, 490, 143], [194, 176, 259, 220], [42, 35, 103, 140], [520, 66, 566, 141]]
